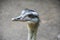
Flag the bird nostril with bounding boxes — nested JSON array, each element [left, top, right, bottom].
[[17, 18, 20, 19]]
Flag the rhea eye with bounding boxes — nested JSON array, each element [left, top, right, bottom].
[[28, 14, 34, 18]]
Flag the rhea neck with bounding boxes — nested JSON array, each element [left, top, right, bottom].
[[27, 21, 39, 40]]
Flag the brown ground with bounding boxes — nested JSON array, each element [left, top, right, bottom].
[[0, 0, 60, 40]]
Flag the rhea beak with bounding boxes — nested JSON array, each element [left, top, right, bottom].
[[12, 15, 31, 22], [12, 15, 24, 21]]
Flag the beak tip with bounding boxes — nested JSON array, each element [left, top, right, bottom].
[[12, 18, 15, 21]]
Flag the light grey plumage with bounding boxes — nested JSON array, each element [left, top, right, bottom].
[[12, 8, 40, 40]]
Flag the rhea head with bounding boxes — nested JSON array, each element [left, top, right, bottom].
[[12, 8, 40, 24]]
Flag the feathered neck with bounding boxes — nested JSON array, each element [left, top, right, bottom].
[[27, 22, 39, 40]]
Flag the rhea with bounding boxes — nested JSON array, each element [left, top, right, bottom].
[[12, 8, 40, 40]]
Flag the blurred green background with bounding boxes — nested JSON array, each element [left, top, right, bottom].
[[0, 0, 60, 40]]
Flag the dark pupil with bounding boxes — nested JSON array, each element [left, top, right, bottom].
[[28, 14, 34, 18], [28, 14, 37, 18]]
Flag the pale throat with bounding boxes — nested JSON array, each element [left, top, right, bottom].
[[27, 22, 39, 40]]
